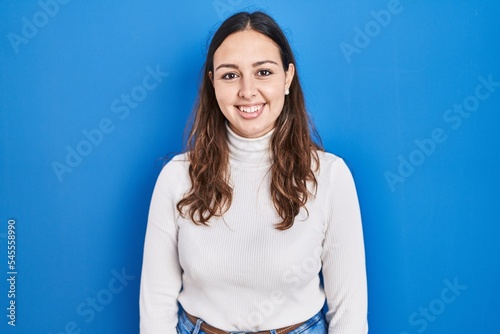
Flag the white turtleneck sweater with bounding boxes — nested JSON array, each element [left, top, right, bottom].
[[140, 126, 368, 334]]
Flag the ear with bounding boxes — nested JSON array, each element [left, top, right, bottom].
[[285, 63, 295, 90], [209, 71, 214, 84]]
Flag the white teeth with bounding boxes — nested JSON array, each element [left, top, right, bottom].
[[238, 104, 263, 113]]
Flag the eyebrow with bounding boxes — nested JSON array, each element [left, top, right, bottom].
[[215, 60, 279, 71]]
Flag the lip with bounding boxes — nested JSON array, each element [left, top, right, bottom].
[[235, 103, 266, 119]]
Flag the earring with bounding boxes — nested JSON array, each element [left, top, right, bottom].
[[285, 88, 290, 95]]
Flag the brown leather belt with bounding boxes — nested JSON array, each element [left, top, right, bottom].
[[186, 312, 306, 334]]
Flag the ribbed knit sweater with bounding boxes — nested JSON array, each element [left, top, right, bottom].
[[140, 126, 368, 334]]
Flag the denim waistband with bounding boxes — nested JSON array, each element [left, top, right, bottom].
[[177, 307, 326, 334]]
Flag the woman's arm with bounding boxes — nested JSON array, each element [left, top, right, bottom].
[[140, 161, 184, 334], [321, 158, 368, 334]]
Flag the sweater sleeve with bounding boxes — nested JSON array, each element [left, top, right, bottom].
[[140, 161, 183, 334], [321, 158, 368, 334]]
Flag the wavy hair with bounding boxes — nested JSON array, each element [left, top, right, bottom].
[[177, 11, 323, 230]]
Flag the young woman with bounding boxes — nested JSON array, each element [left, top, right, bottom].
[[140, 11, 368, 334]]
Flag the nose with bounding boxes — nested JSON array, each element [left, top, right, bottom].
[[238, 76, 257, 99]]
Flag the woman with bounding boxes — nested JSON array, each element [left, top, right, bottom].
[[140, 11, 368, 334]]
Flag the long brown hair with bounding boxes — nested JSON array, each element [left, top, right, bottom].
[[177, 11, 323, 230]]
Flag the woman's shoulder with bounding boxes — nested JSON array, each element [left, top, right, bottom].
[[315, 150, 353, 179], [316, 150, 343, 168], [154, 152, 191, 189], [316, 150, 341, 163], [166, 152, 190, 166]]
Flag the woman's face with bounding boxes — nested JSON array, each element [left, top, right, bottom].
[[211, 29, 295, 138]]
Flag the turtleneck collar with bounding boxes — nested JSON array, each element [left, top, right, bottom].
[[226, 123, 273, 166]]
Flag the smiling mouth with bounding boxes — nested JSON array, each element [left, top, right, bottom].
[[236, 104, 265, 114]]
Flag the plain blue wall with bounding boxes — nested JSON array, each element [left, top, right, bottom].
[[1, 1, 499, 333]]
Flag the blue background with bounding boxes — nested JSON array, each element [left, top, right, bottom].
[[1, 1, 499, 333]]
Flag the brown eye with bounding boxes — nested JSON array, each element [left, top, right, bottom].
[[257, 69, 272, 76], [222, 72, 238, 80]]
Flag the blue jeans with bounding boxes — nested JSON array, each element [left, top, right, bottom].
[[176, 308, 328, 334]]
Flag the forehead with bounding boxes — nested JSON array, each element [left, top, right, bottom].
[[213, 30, 282, 66]]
